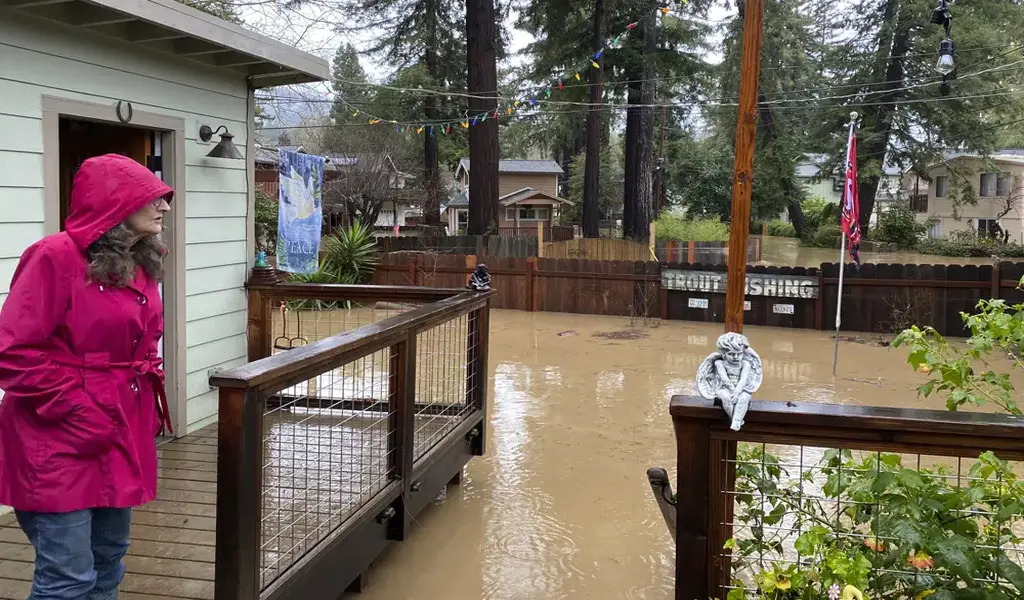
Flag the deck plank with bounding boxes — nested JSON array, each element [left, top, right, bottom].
[[0, 562, 213, 599]]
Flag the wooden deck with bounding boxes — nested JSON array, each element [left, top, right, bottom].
[[0, 426, 219, 600], [0, 412, 463, 600]]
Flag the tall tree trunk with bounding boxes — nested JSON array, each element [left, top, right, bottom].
[[623, 10, 656, 241], [582, 0, 605, 239], [856, 0, 909, 235], [623, 80, 640, 235], [466, 0, 499, 235], [757, 93, 806, 235], [423, 2, 441, 226]]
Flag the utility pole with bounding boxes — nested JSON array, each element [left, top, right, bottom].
[[724, 0, 764, 333]]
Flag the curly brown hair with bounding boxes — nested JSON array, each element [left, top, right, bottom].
[[86, 223, 166, 286]]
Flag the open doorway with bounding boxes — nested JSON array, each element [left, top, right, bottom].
[[58, 117, 170, 438]]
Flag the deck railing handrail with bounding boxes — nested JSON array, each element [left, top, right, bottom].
[[212, 281, 492, 600], [670, 395, 1024, 600]]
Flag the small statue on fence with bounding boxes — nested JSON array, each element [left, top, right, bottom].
[[467, 264, 492, 291], [696, 332, 763, 431]]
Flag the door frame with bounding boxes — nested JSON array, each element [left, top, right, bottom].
[[41, 96, 188, 436]]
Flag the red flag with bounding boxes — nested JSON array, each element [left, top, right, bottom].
[[841, 128, 861, 265]]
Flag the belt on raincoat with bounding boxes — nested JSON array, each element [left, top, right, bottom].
[[52, 355, 173, 436]]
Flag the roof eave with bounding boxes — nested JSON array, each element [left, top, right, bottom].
[[2, 0, 329, 87]]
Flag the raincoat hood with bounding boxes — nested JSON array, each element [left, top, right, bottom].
[[65, 153, 173, 250]]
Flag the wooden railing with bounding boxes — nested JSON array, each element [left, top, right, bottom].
[[210, 282, 492, 600], [670, 395, 1024, 600]]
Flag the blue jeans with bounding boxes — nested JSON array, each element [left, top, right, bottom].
[[15, 508, 131, 600]]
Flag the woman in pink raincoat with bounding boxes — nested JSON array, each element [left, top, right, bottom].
[[0, 153, 173, 600]]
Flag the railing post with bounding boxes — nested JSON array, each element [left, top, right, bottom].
[[466, 301, 490, 456], [674, 415, 711, 600], [247, 285, 272, 362], [388, 332, 416, 541], [215, 386, 264, 600]]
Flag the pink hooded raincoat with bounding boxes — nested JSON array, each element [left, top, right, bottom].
[[0, 153, 173, 513]]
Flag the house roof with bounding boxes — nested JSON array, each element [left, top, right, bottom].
[[925, 149, 1024, 170], [254, 145, 339, 172], [455, 158, 564, 179], [3, 0, 329, 87], [499, 187, 573, 206]]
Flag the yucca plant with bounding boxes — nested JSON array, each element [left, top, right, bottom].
[[321, 221, 379, 284]]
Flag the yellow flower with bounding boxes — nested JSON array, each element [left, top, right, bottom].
[[776, 576, 792, 591], [917, 364, 933, 374], [841, 585, 866, 600], [864, 537, 885, 552]]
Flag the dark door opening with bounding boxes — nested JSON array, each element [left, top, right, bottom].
[[58, 118, 154, 231]]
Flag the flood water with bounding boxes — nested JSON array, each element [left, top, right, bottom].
[[350, 309, 985, 600], [759, 236, 998, 267]]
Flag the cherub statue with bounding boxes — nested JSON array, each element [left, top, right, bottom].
[[467, 264, 491, 291], [695, 332, 763, 431]]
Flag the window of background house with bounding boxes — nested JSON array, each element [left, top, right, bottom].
[[980, 173, 998, 197], [910, 194, 928, 213], [977, 218, 998, 236], [832, 178, 843, 192], [934, 175, 948, 197], [997, 172, 1011, 196]]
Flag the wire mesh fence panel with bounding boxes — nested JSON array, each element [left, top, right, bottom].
[[412, 313, 473, 460], [723, 442, 1024, 599], [258, 345, 396, 591], [269, 301, 421, 353]]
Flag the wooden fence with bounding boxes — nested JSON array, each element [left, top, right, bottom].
[[373, 253, 1024, 336]]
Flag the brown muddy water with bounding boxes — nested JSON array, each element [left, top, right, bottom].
[[348, 309, 989, 600], [759, 236, 999, 267]]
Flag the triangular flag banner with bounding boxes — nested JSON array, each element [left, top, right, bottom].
[[417, 127, 423, 134], [574, 72, 580, 80], [545, 90, 551, 97], [558, 82, 564, 90], [591, 61, 600, 69], [461, 121, 470, 128], [595, 49, 603, 59], [506, 107, 513, 115], [626, 22, 637, 29]]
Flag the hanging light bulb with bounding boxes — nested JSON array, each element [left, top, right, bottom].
[[936, 38, 955, 75]]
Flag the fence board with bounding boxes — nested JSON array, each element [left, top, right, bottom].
[[371, 253, 1023, 336]]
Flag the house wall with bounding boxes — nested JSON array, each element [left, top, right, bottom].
[[918, 159, 1024, 243], [800, 177, 842, 204], [0, 11, 251, 433], [457, 171, 560, 198]]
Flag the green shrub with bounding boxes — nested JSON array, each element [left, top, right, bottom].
[[764, 220, 797, 238], [654, 215, 729, 242], [872, 203, 925, 249], [321, 221, 379, 284], [917, 233, 1024, 258], [801, 223, 842, 248], [255, 189, 278, 252], [801, 197, 836, 231]]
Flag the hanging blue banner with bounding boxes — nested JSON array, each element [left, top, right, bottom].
[[276, 149, 324, 274]]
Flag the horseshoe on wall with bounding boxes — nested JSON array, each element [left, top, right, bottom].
[[116, 100, 133, 124]]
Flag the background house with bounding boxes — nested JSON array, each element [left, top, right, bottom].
[[0, 0, 328, 435], [446, 158, 573, 234], [915, 150, 1024, 242]]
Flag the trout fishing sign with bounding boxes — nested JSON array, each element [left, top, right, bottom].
[[661, 269, 819, 299]]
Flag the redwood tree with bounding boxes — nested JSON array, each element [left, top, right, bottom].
[[582, 0, 606, 238], [466, 0, 499, 234]]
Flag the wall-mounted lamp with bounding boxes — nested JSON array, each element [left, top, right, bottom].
[[199, 124, 244, 159]]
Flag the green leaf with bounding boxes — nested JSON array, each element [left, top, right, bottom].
[[995, 553, 1024, 592]]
